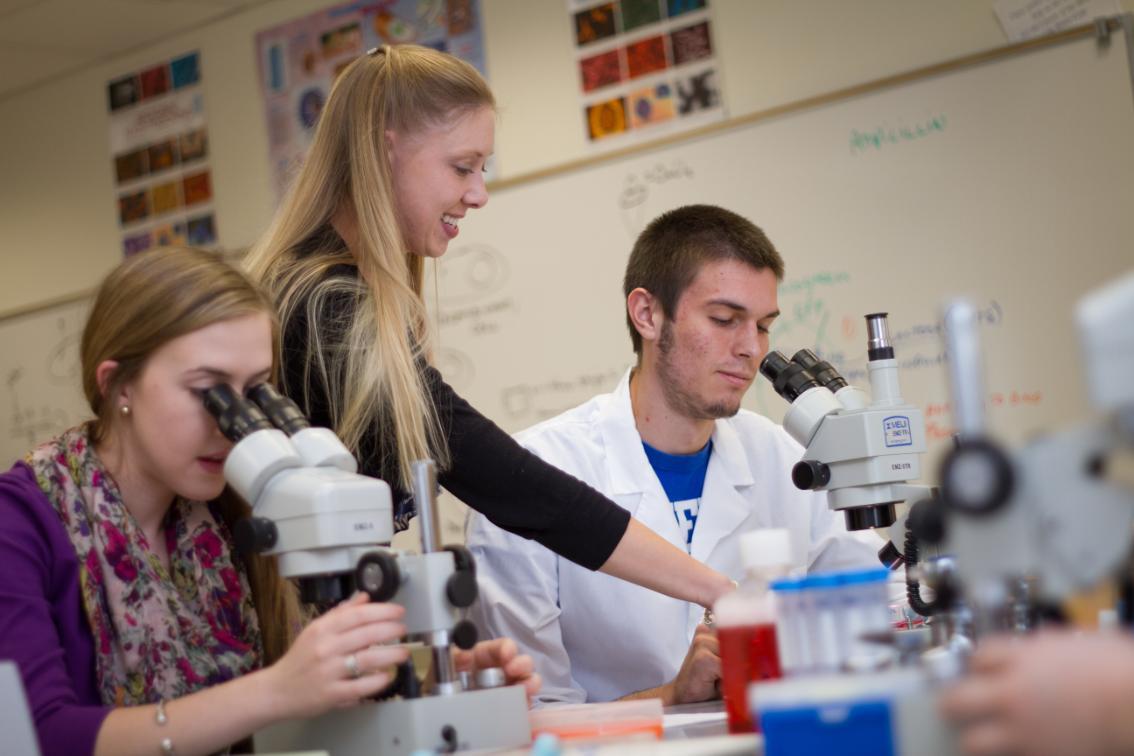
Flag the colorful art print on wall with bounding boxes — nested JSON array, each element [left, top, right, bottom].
[[182, 171, 213, 206], [170, 52, 201, 89], [187, 214, 217, 246], [571, 0, 722, 145], [579, 49, 622, 92], [139, 65, 171, 100], [574, 3, 617, 46], [108, 57, 198, 116], [118, 190, 149, 225], [668, 0, 705, 17], [625, 35, 667, 79], [108, 75, 140, 111], [670, 20, 711, 65], [255, 0, 488, 202], [108, 50, 216, 254], [123, 230, 153, 256], [179, 128, 208, 163], [571, 0, 708, 48], [628, 82, 675, 128], [675, 67, 719, 114], [152, 222, 188, 247], [150, 181, 182, 215], [147, 139, 179, 173], [620, 0, 662, 32], [586, 96, 628, 140], [114, 148, 148, 184]]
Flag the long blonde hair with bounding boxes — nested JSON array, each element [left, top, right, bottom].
[[244, 44, 494, 490], [82, 247, 301, 664]]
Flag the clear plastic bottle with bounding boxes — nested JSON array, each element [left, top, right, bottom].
[[713, 528, 792, 734]]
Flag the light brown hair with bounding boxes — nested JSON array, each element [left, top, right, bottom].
[[82, 246, 301, 664]]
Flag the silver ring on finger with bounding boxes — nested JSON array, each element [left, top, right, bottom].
[[345, 653, 362, 680]]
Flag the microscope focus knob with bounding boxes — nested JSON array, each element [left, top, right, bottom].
[[791, 460, 831, 490], [446, 572, 478, 608], [233, 517, 278, 555], [444, 545, 478, 608], [355, 551, 401, 602], [451, 619, 478, 650]]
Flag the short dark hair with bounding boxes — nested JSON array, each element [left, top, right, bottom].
[[622, 204, 784, 355]]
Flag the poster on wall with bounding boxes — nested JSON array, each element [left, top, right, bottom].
[[256, 0, 488, 203], [107, 51, 217, 257], [569, 0, 726, 149]]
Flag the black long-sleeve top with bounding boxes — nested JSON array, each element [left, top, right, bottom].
[[279, 264, 630, 571]]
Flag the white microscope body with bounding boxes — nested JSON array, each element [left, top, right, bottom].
[[760, 313, 933, 546], [203, 384, 530, 755]]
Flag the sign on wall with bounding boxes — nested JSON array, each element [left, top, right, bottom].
[[107, 51, 217, 256], [256, 0, 488, 203]]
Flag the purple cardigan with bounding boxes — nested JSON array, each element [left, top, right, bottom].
[[0, 462, 110, 756]]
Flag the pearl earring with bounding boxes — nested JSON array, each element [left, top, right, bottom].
[[120, 404, 131, 417]]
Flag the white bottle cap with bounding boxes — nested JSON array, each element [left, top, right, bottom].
[[739, 528, 792, 571]]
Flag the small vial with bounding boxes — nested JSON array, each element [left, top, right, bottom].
[[771, 576, 804, 676], [840, 568, 891, 668], [805, 574, 843, 673]]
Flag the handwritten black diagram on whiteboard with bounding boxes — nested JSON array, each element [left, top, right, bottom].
[[1, 299, 91, 465]]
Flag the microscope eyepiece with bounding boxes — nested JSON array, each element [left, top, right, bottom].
[[202, 384, 274, 442], [791, 348, 849, 392], [246, 383, 310, 436], [865, 313, 895, 361], [760, 350, 823, 403]]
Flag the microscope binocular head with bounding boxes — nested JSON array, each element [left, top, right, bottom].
[[761, 313, 926, 532]]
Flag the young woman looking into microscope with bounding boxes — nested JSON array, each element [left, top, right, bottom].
[[0, 248, 535, 756]]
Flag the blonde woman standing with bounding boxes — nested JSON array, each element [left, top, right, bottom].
[[246, 45, 732, 607]]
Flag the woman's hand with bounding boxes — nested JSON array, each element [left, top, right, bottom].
[[453, 638, 541, 701], [264, 592, 409, 720]]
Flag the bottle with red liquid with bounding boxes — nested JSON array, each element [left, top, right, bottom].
[[713, 528, 792, 734]]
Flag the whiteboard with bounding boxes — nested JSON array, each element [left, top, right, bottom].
[[434, 20, 1134, 476], [0, 298, 90, 466]]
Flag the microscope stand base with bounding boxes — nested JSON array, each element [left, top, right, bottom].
[[255, 685, 531, 756]]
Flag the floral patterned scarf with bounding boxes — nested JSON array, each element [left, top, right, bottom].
[[26, 426, 262, 706]]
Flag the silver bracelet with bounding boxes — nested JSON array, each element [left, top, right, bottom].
[[155, 699, 174, 755], [703, 580, 739, 627]]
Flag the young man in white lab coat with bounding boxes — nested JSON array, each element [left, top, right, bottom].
[[466, 204, 891, 706]]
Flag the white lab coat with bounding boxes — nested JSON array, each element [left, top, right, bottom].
[[466, 369, 892, 705]]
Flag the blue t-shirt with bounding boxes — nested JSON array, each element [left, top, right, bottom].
[[642, 439, 712, 551]]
